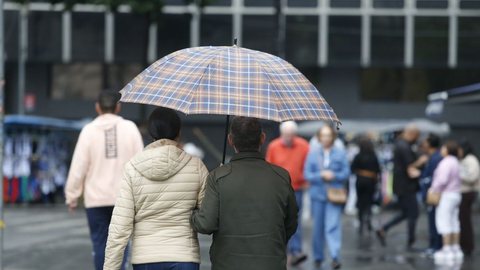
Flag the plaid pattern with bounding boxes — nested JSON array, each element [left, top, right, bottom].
[[120, 46, 339, 123]]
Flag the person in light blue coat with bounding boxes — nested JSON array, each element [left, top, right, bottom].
[[304, 125, 350, 270]]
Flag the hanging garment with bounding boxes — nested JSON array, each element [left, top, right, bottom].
[[10, 177, 20, 203], [3, 177, 9, 203]]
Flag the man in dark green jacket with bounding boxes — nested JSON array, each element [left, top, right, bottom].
[[191, 116, 298, 270]]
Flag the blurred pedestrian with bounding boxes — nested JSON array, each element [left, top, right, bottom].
[[376, 125, 424, 250], [104, 108, 208, 270], [458, 140, 480, 256], [430, 141, 463, 262], [419, 134, 443, 256], [65, 91, 144, 270], [191, 117, 298, 270], [266, 121, 309, 266], [304, 125, 350, 269], [351, 137, 381, 235]]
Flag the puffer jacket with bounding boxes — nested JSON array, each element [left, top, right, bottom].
[[104, 139, 208, 270]]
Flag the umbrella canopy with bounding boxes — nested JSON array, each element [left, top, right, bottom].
[[120, 46, 339, 124]]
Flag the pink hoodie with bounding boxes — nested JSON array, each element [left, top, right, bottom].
[[65, 114, 144, 208], [431, 155, 461, 193]]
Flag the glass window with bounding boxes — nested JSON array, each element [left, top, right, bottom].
[[243, 16, 276, 55], [288, 0, 317, 7], [200, 15, 232, 46], [106, 64, 144, 91], [373, 0, 404, 8], [72, 12, 105, 61], [361, 68, 480, 102], [51, 63, 102, 100], [28, 11, 62, 62], [328, 16, 361, 66], [458, 17, 480, 66], [330, 0, 361, 8], [460, 0, 480, 9], [209, 0, 232, 6], [286, 16, 318, 66], [158, 14, 191, 58], [371, 16, 404, 66], [244, 0, 273, 7], [115, 13, 148, 63], [4, 11, 19, 61], [414, 17, 448, 67], [417, 0, 448, 8]]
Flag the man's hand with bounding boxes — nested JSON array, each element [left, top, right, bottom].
[[68, 201, 78, 214], [408, 167, 421, 179], [321, 170, 335, 181]]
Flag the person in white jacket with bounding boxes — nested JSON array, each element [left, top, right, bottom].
[[104, 107, 208, 270], [65, 91, 144, 270]]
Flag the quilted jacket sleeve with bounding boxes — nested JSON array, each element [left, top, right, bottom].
[[104, 162, 135, 270], [197, 161, 209, 208]]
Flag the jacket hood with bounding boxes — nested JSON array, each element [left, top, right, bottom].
[[91, 114, 124, 130], [130, 139, 192, 181]]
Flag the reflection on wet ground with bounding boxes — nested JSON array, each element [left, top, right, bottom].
[[287, 212, 480, 270]]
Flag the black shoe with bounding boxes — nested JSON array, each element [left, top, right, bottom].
[[290, 253, 308, 266], [375, 229, 386, 247], [314, 260, 323, 269], [332, 260, 341, 269]]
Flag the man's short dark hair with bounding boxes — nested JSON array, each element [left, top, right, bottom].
[[97, 91, 121, 113], [426, 133, 441, 149], [148, 107, 181, 141], [230, 117, 262, 152]]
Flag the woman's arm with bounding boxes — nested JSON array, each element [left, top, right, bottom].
[[303, 149, 323, 184], [430, 160, 449, 193], [104, 163, 136, 270]]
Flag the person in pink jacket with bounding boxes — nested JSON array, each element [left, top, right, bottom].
[[429, 140, 463, 263], [65, 91, 144, 270]]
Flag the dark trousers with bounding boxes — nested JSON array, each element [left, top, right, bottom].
[[383, 193, 419, 246], [427, 206, 442, 250], [356, 178, 376, 233], [86, 206, 128, 270], [133, 262, 199, 270], [460, 191, 478, 255]]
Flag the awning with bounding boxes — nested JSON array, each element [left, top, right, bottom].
[[4, 115, 89, 130], [426, 82, 480, 117]]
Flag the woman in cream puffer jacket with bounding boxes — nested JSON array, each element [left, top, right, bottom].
[[104, 108, 208, 270]]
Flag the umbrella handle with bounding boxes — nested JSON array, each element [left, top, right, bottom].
[[222, 115, 230, 165]]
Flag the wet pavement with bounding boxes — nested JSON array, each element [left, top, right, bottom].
[[3, 205, 479, 270]]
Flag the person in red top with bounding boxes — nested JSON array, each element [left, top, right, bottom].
[[266, 121, 310, 266]]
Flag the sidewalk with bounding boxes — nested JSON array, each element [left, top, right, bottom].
[[3, 205, 479, 270]]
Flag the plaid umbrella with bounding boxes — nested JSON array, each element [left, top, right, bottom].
[[120, 46, 339, 161]]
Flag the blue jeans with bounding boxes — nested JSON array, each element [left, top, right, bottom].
[[86, 206, 128, 270], [311, 200, 343, 262], [288, 190, 304, 254], [133, 262, 199, 270]]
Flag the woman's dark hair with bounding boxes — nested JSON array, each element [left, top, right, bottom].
[[443, 140, 459, 157], [230, 116, 262, 152], [358, 137, 375, 155], [97, 90, 121, 113], [148, 107, 181, 141], [460, 139, 475, 157]]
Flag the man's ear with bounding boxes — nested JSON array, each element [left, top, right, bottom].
[[114, 103, 121, 114], [95, 103, 102, 115], [260, 132, 266, 146]]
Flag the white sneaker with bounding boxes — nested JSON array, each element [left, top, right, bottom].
[[434, 249, 455, 263], [452, 248, 464, 261]]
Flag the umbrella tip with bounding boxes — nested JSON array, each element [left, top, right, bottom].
[[233, 38, 238, 46]]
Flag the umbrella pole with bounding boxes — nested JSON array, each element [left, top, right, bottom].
[[222, 115, 230, 164]]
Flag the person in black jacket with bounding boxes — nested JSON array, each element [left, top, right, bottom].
[[376, 125, 425, 250], [352, 137, 381, 235], [191, 117, 298, 270]]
